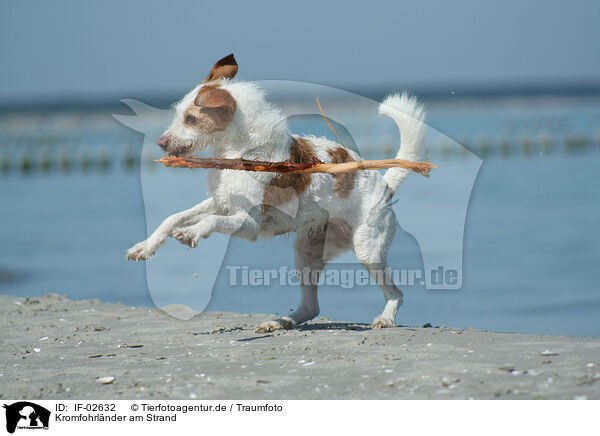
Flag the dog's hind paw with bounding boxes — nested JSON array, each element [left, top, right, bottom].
[[254, 318, 296, 333], [372, 316, 396, 329]]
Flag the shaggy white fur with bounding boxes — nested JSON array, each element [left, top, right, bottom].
[[126, 63, 427, 332]]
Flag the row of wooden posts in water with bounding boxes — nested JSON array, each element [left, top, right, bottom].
[[1, 131, 599, 174]]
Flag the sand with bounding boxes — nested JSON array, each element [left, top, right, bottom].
[[1, 293, 599, 400]]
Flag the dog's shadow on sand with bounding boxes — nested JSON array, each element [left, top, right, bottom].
[[296, 322, 371, 331], [235, 322, 372, 342]]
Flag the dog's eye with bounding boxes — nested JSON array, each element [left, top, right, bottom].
[[185, 114, 198, 124]]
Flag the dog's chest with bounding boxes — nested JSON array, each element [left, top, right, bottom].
[[207, 168, 275, 213]]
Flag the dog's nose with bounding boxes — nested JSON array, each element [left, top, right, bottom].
[[157, 135, 170, 150]]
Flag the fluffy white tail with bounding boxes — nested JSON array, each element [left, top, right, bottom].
[[379, 92, 427, 195]]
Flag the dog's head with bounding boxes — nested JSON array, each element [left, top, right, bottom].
[[157, 54, 240, 156]]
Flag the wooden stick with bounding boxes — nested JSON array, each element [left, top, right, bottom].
[[157, 155, 438, 177]]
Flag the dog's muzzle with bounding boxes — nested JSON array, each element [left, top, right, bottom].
[[157, 134, 170, 151], [157, 134, 193, 156]]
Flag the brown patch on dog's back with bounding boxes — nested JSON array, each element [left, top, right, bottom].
[[262, 137, 315, 212], [327, 147, 356, 198]]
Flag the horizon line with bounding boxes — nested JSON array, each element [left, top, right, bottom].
[[1, 81, 600, 113]]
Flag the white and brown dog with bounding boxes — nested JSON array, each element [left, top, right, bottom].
[[126, 54, 427, 332]]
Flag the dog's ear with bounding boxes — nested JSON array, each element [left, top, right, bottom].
[[203, 53, 238, 83], [194, 85, 237, 125]]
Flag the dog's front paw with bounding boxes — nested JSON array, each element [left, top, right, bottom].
[[172, 228, 198, 248], [254, 317, 296, 333], [126, 240, 159, 261], [372, 315, 396, 329], [172, 226, 210, 248]]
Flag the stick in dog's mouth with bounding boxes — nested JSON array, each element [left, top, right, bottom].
[[156, 156, 438, 177]]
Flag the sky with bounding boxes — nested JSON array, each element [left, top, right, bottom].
[[1, 0, 599, 104]]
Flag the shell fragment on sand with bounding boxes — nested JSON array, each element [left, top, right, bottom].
[[96, 376, 115, 384]]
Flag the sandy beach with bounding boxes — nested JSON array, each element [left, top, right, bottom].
[[1, 293, 599, 400]]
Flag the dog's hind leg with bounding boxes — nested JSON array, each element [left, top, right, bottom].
[[290, 235, 326, 324], [353, 211, 402, 328], [362, 262, 403, 328], [255, 230, 326, 333]]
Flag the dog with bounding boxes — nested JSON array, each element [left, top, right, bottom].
[[126, 54, 427, 332]]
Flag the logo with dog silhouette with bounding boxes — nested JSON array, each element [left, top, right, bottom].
[[3, 402, 50, 433]]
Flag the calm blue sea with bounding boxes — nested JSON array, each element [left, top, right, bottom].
[[1, 96, 599, 336]]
